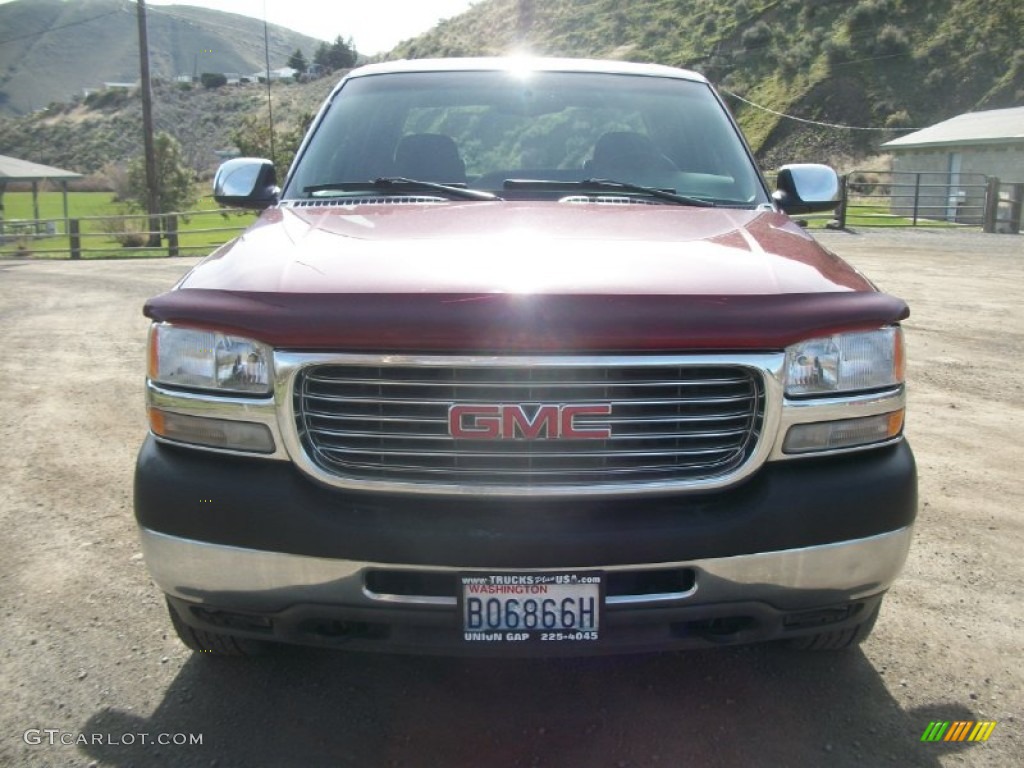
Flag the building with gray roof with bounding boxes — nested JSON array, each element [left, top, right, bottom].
[[881, 107, 1024, 226]]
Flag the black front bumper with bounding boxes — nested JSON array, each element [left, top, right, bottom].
[[137, 437, 916, 654], [135, 435, 917, 568]]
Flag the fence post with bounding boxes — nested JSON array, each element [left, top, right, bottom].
[[166, 214, 178, 257], [1008, 183, 1023, 234], [834, 173, 848, 229], [911, 173, 921, 226], [69, 219, 81, 260], [983, 177, 1001, 233]]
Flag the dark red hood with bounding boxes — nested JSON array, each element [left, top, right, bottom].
[[145, 202, 908, 352], [176, 203, 868, 295]]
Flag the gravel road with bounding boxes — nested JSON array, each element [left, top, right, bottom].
[[1, 229, 1021, 767]]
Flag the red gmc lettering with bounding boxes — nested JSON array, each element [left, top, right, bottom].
[[449, 405, 501, 439], [503, 405, 558, 439], [449, 404, 612, 440], [561, 405, 613, 439]]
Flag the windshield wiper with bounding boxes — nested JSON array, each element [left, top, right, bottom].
[[504, 178, 716, 207], [304, 177, 500, 201]]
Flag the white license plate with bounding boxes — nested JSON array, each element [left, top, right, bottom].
[[460, 573, 602, 643]]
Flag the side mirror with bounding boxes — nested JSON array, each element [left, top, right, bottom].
[[773, 164, 840, 214], [213, 158, 279, 210]]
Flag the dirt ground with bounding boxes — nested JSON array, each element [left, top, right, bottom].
[[0, 229, 1021, 768]]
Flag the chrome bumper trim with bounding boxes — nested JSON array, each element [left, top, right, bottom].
[[140, 526, 913, 612]]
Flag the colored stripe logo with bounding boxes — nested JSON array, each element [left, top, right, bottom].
[[921, 721, 997, 742]]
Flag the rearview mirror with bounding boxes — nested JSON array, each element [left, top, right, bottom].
[[773, 164, 840, 214], [213, 158, 279, 210]]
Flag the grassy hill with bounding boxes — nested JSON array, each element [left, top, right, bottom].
[[0, 0, 1020, 179], [0, 75, 336, 177], [390, 0, 1023, 166], [0, 0, 323, 116]]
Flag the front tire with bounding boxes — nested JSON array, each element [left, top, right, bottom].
[[166, 599, 266, 656], [786, 602, 881, 651]]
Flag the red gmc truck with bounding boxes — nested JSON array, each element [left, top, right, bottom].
[[135, 58, 916, 656]]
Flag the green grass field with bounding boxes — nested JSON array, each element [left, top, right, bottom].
[[0, 190, 257, 259], [3, 191, 979, 258], [803, 202, 981, 230]]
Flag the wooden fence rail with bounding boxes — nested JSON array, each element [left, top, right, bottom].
[[0, 207, 256, 259]]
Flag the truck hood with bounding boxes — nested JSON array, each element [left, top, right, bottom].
[[146, 202, 909, 352], [178, 202, 868, 295]]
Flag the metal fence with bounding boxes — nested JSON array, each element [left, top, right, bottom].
[[0, 207, 256, 259], [2, 178, 1021, 259], [803, 171, 1022, 233]]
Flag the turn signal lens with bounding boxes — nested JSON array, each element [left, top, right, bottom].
[[783, 411, 904, 454], [149, 408, 275, 453]]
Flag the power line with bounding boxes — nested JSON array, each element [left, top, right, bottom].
[[0, 6, 127, 46], [720, 88, 923, 132]]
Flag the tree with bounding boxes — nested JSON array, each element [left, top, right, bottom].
[[287, 48, 307, 74], [126, 132, 197, 219], [314, 36, 357, 71], [231, 110, 316, 175], [313, 41, 330, 69]]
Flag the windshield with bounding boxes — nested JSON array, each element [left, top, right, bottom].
[[284, 69, 768, 207]]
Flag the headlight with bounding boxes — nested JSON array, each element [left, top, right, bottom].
[[784, 327, 904, 397], [148, 324, 272, 394]]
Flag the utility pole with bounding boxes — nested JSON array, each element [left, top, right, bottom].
[[517, 0, 534, 47], [136, 0, 161, 246], [263, 14, 276, 166]]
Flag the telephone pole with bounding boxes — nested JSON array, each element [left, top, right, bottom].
[[136, 0, 161, 246], [263, 13, 276, 165]]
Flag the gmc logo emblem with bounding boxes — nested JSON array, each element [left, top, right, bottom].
[[448, 404, 613, 440]]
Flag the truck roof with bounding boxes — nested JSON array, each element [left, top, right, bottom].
[[343, 56, 709, 84]]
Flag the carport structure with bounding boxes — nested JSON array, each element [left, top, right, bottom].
[[0, 154, 83, 233]]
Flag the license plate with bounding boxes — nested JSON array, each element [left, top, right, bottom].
[[459, 572, 602, 644]]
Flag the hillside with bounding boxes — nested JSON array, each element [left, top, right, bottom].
[[0, 0, 323, 117], [390, 0, 1023, 166], [1, 0, 1020, 178], [0, 75, 336, 177]]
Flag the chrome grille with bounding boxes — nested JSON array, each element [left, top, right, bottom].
[[291, 359, 766, 492]]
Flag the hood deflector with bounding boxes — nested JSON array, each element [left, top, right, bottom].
[[144, 289, 909, 352]]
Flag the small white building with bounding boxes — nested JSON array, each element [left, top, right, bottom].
[[881, 107, 1024, 224], [251, 67, 298, 82]]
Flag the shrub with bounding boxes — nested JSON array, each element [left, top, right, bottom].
[[101, 162, 131, 201], [873, 25, 910, 57], [884, 109, 913, 129], [98, 215, 149, 248], [823, 39, 854, 72], [84, 88, 130, 111], [200, 72, 227, 89], [741, 21, 773, 50]]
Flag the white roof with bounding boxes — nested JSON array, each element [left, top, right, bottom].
[[882, 106, 1024, 150], [346, 57, 707, 84], [0, 154, 82, 181]]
